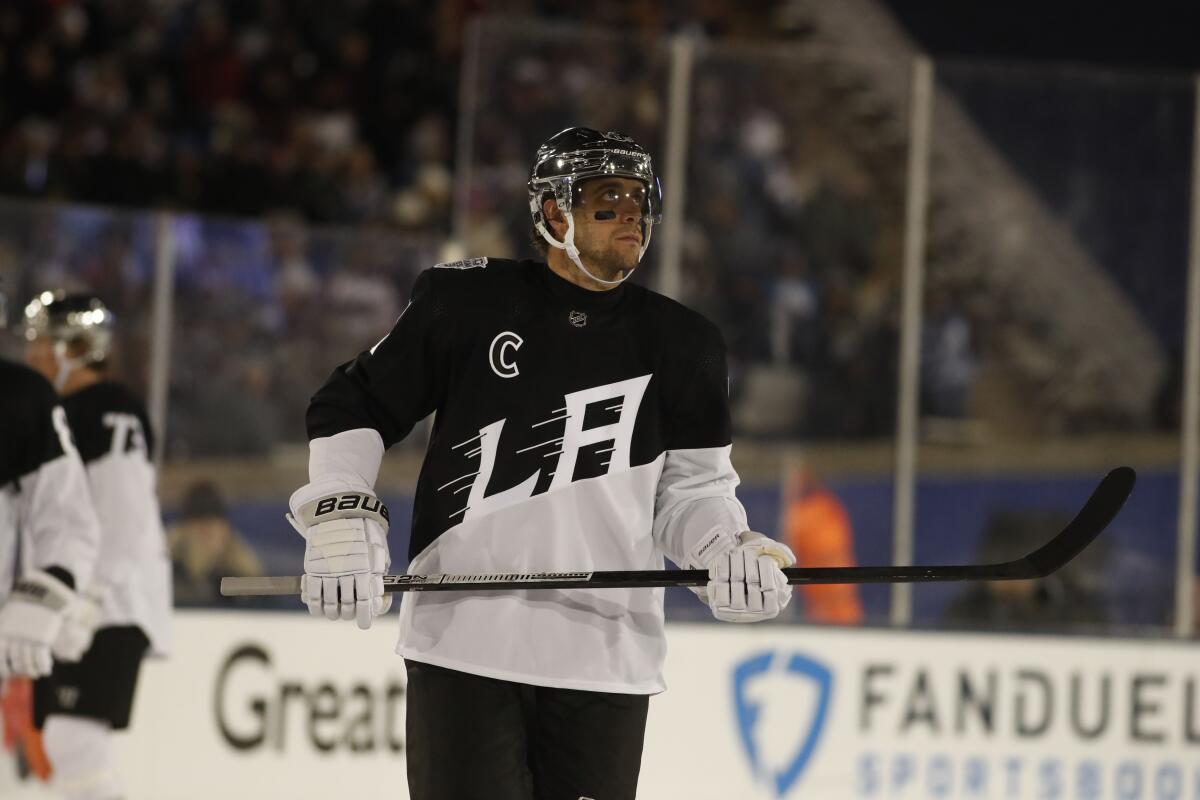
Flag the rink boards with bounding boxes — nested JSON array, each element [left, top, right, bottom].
[[47, 612, 1200, 799]]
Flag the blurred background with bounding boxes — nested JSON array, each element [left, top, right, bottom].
[[4, 2, 1200, 797], [0, 0, 1196, 638]]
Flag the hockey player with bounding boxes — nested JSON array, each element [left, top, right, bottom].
[[0, 288, 100, 681], [22, 291, 172, 800], [289, 127, 795, 799], [0, 286, 101, 783]]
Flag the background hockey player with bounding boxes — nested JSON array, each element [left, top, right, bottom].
[[287, 127, 796, 799], [22, 291, 172, 800], [0, 286, 101, 787]]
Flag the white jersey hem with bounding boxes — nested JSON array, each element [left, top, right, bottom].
[[395, 646, 666, 696]]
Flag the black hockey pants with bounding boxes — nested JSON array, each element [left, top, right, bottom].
[[404, 659, 649, 800]]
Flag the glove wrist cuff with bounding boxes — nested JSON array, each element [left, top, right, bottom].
[[687, 529, 739, 569], [13, 570, 74, 612]]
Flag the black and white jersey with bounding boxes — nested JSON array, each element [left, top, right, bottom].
[[308, 258, 748, 693], [62, 382, 171, 656], [0, 358, 100, 600]]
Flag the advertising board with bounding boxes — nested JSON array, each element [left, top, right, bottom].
[[6, 612, 1193, 799]]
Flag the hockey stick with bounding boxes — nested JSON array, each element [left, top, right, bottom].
[[221, 466, 1135, 597]]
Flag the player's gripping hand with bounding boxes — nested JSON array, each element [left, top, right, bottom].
[[288, 487, 391, 630], [704, 531, 795, 623], [0, 570, 74, 679], [52, 584, 105, 663]]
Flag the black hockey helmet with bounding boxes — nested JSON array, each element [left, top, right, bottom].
[[23, 290, 115, 366], [527, 127, 662, 282]]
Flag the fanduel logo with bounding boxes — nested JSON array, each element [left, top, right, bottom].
[[733, 651, 834, 797]]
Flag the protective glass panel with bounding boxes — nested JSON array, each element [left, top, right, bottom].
[[917, 62, 1194, 635], [0, 198, 155, 395], [165, 214, 436, 458], [454, 16, 669, 273], [684, 43, 908, 626]]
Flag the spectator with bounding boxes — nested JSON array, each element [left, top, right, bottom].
[[943, 510, 1109, 632], [781, 462, 864, 624], [0, 0, 469, 227], [921, 287, 977, 419], [168, 481, 262, 607]]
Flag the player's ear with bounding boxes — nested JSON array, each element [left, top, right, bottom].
[[543, 197, 566, 238]]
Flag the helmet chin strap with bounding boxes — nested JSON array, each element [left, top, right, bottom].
[[537, 210, 653, 287]]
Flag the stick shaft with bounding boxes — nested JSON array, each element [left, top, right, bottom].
[[220, 467, 1135, 597], [222, 563, 1027, 596]]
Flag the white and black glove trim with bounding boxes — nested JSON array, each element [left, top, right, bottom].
[[294, 491, 390, 529], [0, 569, 75, 678]]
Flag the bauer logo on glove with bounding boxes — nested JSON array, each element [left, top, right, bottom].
[[314, 493, 389, 521]]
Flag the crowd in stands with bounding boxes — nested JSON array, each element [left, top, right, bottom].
[[0, 199, 438, 457], [0, 0, 458, 227], [2, 3, 1191, 636], [0, 0, 939, 442], [459, 19, 942, 439], [0, 0, 780, 229]]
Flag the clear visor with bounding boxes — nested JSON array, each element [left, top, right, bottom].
[[532, 148, 663, 224], [571, 177, 662, 223]]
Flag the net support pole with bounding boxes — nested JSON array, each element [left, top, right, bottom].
[[1174, 75, 1200, 638], [890, 56, 934, 628], [655, 33, 696, 301], [147, 211, 176, 467]]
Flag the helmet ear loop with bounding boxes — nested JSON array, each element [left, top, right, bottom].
[[555, 181, 585, 266], [52, 340, 74, 392], [532, 188, 568, 253]]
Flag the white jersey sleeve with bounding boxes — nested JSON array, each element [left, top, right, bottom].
[[652, 445, 749, 569], [61, 382, 172, 656], [0, 359, 100, 599]]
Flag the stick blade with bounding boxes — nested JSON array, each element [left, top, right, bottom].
[[1021, 466, 1137, 578], [221, 576, 302, 596]]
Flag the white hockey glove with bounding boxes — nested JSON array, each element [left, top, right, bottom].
[[0, 570, 74, 679], [288, 487, 392, 630], [698, 531, 795, 623], [51, 584, 106, 663]]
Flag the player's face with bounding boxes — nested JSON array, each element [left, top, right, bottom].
[[25, 338, 57, 383], [569, 177, 648, 278]]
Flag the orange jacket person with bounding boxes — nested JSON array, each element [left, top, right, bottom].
[[782, 464, 863, 624]]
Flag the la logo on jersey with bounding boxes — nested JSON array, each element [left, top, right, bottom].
[[444, 374, 652, 522]]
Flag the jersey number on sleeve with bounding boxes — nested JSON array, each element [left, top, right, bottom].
[[103, 412, 148, 459]]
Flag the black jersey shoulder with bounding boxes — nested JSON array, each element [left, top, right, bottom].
[[419, 257, 542, 324], [0, 357, 65, 485], [61, 381, 155, 464], [0, 358, 58, 412], [423, 257, 533, 299], [628, 283, 728, 366], [634, 284, 725, 341]]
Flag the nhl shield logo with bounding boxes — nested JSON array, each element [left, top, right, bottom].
[[732, 651, 833, 797], [568, 310, 587, 327], [56, 685, 81, 709]]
